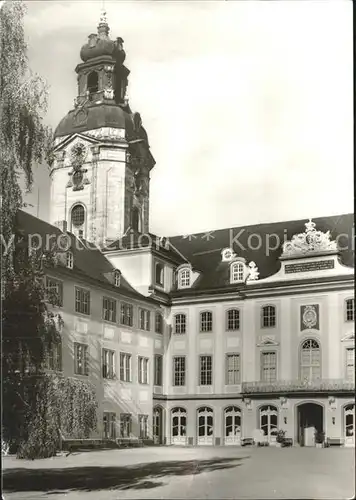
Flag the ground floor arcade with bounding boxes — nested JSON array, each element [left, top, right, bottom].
[[152, 396, 355, 447]]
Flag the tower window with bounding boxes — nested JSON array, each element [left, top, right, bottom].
[[87, 71, 99, 94], [132, 206, 140, 232], [71, 204, 85, 227]]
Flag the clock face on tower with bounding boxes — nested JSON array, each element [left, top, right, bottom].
[[70, 142, 87, 166]]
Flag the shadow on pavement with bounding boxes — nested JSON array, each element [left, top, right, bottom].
[[3, 456, 248, 493]]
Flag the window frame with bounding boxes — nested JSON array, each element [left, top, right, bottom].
[[45, 276, 63, 307], [119, 413, 132, 438], [138, 356, 149, 384], [199, 354, 213, 386], [44, 339, 62, 372], [102, 348, 115, 379], [119, 352, 132, 382], [138, 414, 149, 439], [261, 305, 277, 328], [345, 346, 354, 382], [345, 298, 355, 322], [173, 356, 186, 386], [155, 312, 163, 334], [178, 268, 191, 289], [226, 308, 240, 331], [260, 350, 277, 383], [299, 338, 321, 381], [230, 262, 244, 283], [120, 302, 133, 327], [75, 286, 90, 316], [103, 412, 116, 439], [174, 313, 187, 335], [154, 354, 163, 386], [66, 251, 74, 269], [155, 262, 164, 287], [74, 342, 89, 376], [102, 296, 117, 323], [225, 353, 241, 385], [139, 308, 151, 331], [200, 311, 213, 333]]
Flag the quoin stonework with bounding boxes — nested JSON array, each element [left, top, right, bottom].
[[20, 13, 354, 448]]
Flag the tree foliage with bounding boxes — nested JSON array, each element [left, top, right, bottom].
[[1, 1, 98, 458]]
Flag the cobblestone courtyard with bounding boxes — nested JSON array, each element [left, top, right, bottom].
[[2, 446, 354, 499]]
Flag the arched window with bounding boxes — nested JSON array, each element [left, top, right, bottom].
[[171, 407, 187, 445], [155, 312, 163, 334], [224, 406, 242, 445], [70, 204, 85, 238], [155, 262, 164, 286], [132, 206, 140, 232], [174, 313, 186, 334], [231, 262, 244, 283], [226, 309, 240, 331], [300, 339, 321, 381], [87, 71, 99, 94], [344, 404, 355, 446], [197, 407, 214, 445], [261, 305, 276, 328], [259, 405, 278, 442], [200, 311, 213, 332], [178, 268, 190, 288], [66, 251, 73, 269]]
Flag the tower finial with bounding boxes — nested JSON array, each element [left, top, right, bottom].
[[97, 3, 109, 38]]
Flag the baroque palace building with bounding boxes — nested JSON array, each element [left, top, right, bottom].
[[23, 13, 355, 447]]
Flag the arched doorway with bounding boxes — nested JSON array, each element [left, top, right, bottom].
[[171, 407, 187, 445], [197, 407, 214, 445], [297, 403, 323, 446], [344, 404, 355, 447], [224, 406, 242, 445], [259, 405, 278, 444], [153, 406, 163, 445]]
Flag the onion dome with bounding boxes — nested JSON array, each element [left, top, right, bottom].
[[80, 11, 126, 64]]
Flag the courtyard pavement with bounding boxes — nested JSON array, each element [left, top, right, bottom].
[[2, 445, 355, 500]]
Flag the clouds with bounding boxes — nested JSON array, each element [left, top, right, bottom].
[[23, 0, 353, 236]]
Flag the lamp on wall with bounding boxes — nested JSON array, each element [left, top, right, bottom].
[[284, 417, 287, 425], [332, 417, 335, 425]]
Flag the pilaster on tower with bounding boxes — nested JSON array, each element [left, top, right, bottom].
[[50, 12, 155, 247]]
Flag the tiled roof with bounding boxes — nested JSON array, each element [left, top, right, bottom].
[[169, 214, 354, 293], [16, 210, 156, 305]]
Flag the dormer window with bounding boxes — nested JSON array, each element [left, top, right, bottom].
[[231, 262, 244, 283], [155, 262, 164, 287], [66, 251, 73, 269], [178, 268, 191, 289], [114, 270, 121, 287]]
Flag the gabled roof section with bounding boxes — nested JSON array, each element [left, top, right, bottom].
[[15, 211, 156, 305], [169, 214, 354, 293], [53, 132, 100, 152]]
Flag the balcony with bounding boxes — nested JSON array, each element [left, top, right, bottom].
[[242, 378, 355, 395]]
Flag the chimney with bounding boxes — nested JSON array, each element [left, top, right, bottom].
[[54, 220, 67, 233]]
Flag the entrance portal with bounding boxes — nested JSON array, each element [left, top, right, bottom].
[[297, 403, 323, 446]]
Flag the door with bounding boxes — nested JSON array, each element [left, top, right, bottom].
[[260, 405, 278, 444], [224, 406, 242, 445], [153, 406, 163, 445], [345, 404, 355, 446], [197, 407, 214, 445], [171, 407, 187, 445]]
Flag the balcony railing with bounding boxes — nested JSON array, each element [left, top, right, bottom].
[[242, 378, 355, 394]]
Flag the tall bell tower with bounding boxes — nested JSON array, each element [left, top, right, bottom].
[[50, 11, 155, 245]]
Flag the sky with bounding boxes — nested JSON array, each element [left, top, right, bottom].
[[22, 0, 353, 236]]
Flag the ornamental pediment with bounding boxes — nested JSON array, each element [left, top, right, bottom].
[[341, 332, 355, 342], [257, 335, 279, 347], [281, 219, 337, 258]]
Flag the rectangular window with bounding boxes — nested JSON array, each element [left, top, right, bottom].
[[119, 413, 132, 438], [102, 349, 115, 379], [226, 309, 240, 331], [174, 314, 186, 334], [155, 312, 163, 334], [346, 299, 355, 322], [45, 277, 63, 306], [138, 356, 149, 384], [138, 414, 148, 439], [45, 341, 62, 371], [139, 309, 151, 331], [262, 306, 276, 328], [200, 311, 213, 332], [226, 354, 240, 385], [154, 354, 163, 386], [74, 342, 89, 375], [119, 352, 132, 382], [75, 287, 90, 315], [346, 347, 355, 382], [120, 302, 133, 326], [261, 351, 277, 382], [102, 297, 116, 323], [199, 355, 212, 385], [173, 356, 186, 386], [103, 412, 116, 439]]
